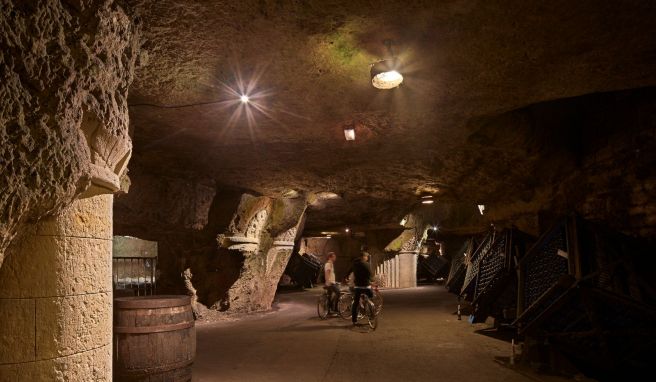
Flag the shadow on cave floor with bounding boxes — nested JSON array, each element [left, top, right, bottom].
[[192, 286, 583, 382], [474, 327, 517, 342]]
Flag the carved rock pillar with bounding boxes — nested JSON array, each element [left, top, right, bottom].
[[0, 109, 130, 380], [398, 250, 419, 288], [257, 228, 298, 310]]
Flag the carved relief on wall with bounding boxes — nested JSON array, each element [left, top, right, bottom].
[[78, 109, 132, 198], [400, 235, 419, 252], [218, 206, 270, 252], [273, 226, 297, 247], [246, 209, 268, 239]]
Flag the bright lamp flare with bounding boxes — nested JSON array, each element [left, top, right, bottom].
[[240, 94, 250, 103], [372, 70, 403, 89]]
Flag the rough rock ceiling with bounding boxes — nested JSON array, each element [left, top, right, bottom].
[[127, 0, 656, 230]]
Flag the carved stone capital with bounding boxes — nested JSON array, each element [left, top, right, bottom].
[[272, 226, 298, 248], [78, 110, 132, 198]]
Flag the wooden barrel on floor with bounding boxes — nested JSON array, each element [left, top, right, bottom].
[[114, 295, 196, 382]]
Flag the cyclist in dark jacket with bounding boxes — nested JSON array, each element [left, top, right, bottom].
[[345, 251, 373, 324]]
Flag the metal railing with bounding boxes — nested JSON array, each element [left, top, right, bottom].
[[112, 256, 157, 296]]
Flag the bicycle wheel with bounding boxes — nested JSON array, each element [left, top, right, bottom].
[[337, 293, 352, 320], [317, 294, 329, 319], [365, 298, 378, 330], [372, 290, 383, 315]]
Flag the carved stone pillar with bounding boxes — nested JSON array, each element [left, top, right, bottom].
[[385, 259, 391, 288], [218, 196, 306, 312], [385, 214, 424, 289], [0, 108, 130, 380], [257, 226, 300, 310], [398, 251, 419, 288]]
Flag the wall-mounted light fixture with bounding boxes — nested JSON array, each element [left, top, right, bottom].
[[344, 127, 355, 141], [477, 204, 485, 215], [421, 195, 434, 204]]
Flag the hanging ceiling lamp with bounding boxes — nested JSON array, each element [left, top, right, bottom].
[[371, 58, 403, 89], [370, 40, 403, 89]]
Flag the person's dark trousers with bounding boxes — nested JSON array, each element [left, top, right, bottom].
[[351, 287, 373, 323], [328, 284, 340, 311]]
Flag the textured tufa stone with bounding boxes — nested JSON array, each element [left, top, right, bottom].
[[0, 0, 141, 266], [0, 195, 114, 380], [219, 196, 307, 312], [0, 299, 35, 364], [35, 292, 112, 359], [0, 344, 111, 382]]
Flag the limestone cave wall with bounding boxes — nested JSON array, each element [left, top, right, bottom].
[[299, 229, 401, 282], [471, 87, 656, 239], [547, 91, 656, 238], [114, 170, 309, 313], [114, 170, 229, 294], [301, 236, 362, 281]]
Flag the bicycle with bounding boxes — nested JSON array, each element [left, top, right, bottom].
[[317, 283, 342, 319], [337, 285, 383, 330]]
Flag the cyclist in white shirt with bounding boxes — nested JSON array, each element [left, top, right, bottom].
[[324, 252, 339, 311]]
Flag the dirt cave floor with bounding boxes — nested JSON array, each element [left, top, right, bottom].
[[193, 285, 587, 382]]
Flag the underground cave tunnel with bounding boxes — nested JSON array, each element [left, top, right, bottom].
[[1, 1, 656, 381]]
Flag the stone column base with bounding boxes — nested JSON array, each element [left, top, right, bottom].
[[0, 195, 113, 381]]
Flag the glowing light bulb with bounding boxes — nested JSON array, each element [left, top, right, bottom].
[[478, 204, 485, 215], [345, 227, 350, 233], [422, 200, 434, 204], [344, 128, 355, 141], [240, 95, 250, 103], [372, 70, 403, 89]]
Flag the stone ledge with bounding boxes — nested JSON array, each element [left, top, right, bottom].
[[224, 235, 260, 252]]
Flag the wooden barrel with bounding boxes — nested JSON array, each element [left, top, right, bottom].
[[114, 295, 196, 382]]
